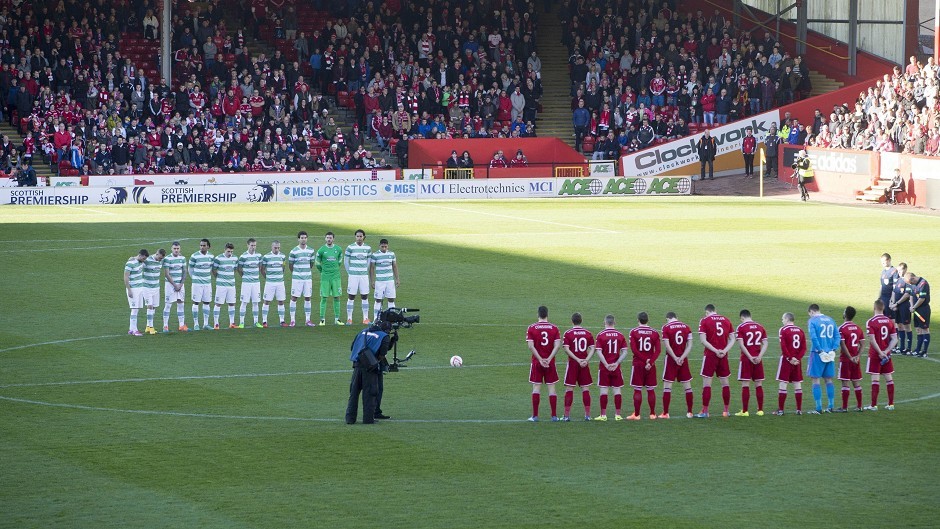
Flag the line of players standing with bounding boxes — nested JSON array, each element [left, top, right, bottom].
[[525, 285, 928, 422], [122, 230, 400, 335]]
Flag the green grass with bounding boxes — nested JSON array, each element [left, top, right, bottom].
[[1, 198, 938, 528]]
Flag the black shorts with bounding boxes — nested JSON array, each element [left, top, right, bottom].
[[894, 303, 910, 325], [913, 306, 930, 329]]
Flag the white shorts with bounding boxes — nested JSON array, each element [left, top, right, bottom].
[[291, 279, 313, 298], [192, 283, 213, 303], [374, 280, 396, 300], [164, 283, 186, 303], [347, 275, 369, 295], [126, 287, 145, 309], [240, 282, 261, 303], [215, 286, 236, 305], [142, 287, 160, 308], [264, 282, 287, 302]]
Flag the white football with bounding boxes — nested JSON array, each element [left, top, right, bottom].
[[450, 355, 463, 367]]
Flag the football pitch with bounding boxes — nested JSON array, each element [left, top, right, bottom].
[[1, 197, 938, 529]]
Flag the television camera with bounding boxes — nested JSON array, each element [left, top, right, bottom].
[[376, 308, 419, 372]]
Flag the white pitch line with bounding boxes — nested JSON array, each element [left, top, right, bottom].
[[0, 334, 126, 354], [405, 202, 619, 234], [5, 240, 179, 253], [0, 363, 530, 389], [55, 204, 117, 215]]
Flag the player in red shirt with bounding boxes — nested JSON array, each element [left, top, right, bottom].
[[695, 304, 735, 418], [865, 299, 899, 410], [661, 312, 695, 418], [628, 312, 662, 420], [562, 312, 595, 421], [734, 309, 768, 416], [776, 312, 807, 415], [837, 305, 866, 412], [526, 305, 562, 422], [594, 314, 628, 421]]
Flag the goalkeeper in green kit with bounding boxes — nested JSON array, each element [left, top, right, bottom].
[[315, 231, 346, 325]]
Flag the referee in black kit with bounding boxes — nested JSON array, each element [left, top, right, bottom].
[[345, 315, 394, 424]]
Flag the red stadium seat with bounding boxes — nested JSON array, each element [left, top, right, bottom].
[[581, 137, 595, 154]]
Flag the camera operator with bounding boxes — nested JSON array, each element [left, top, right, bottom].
[[346, 314, 396, 424], [792, 149, 814, 201]]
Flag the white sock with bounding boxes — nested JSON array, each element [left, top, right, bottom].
[[163, 306, 171, 327], [289, 300, 297, 322], [262, 303, 270, 324], [373, 301, 382, 321], [252, 303, 259, 325], [239, 302, 248, 325], [146, 308, 155, 327], [277, 304, 285, 323], [202, 305, 210, 326], [213, 306, 221, 326], [361, 300, 369, 320], [387, 301, 396, 309], [177, 304, 184, 326], [347, 300, 354, 320], [191, 305, 199, 326], [304, 300, 311, 321], [129, 309, 139, 331]]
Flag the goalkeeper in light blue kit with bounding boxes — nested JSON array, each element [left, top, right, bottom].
[[807, 304, 841, 413]]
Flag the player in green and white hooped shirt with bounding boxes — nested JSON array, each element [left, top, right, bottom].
[[124, 249, 150, 336], [212, 243, 238, 329], [289, 231, 316, 326], [189, 238, 214, 330], [261, 240, 288, 327], [370, 238, 400, 321], [141, 248, 166, 334], [345, 229, 373, 324], [162, 241, 188, 332], [237, 238, 263, 328], [315, 231, 344, 325]]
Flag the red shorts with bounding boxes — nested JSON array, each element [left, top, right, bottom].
[[737, 359, 765, 381], [866, 356, 895, 375], [663, 358, 693, 383], [529, 359, 559, 384], [563, 360, 593, 387], [838, 358, 863, 381], [701, 353, 731, 378], [630, 365, 658, 388], [597, 365, 624, 388], [776, 357, 803, 383]]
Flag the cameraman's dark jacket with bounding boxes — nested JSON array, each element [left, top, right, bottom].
[[350, 328, 391, 369]]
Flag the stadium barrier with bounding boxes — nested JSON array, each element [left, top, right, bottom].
[[1, 176, 693, 206], [80, 169, 397, 187]]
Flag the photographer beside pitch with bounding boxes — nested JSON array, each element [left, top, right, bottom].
[[791, 149, 814, 201]]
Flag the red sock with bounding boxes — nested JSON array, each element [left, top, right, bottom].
[[871, 382, 880, 407], [702, 386, 712, 411], [841, 387, 850, 410], [685, 388, 694, 413], [795, 389, 803, 411], [582, 390, 591, 416], [600, 394, 608, 415], [633, 390, 642, 415], [721, 385, 731, 412], [756, 386, 764, 411], [563, 391, 573, 417], [741, 386, 750, 413], [614, 393, 623, 414], [887, 381, 894, 405], [778, 390, 787, 411], [549, 394, 558, 417], [854, 387, 863, 408], [531, 393, 540, 417], [662, 388, 672, 414], [647, 389, 656, 415]]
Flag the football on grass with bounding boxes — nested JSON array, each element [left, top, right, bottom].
[[450, 355, 463, 367]]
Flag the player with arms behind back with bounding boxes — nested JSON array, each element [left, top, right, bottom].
[[236, 238, 263, 328], [315, 232, 345, 326], [188, 239, 214, 331], [212, 243, 238, 329], [594, 314, 628, 421], [562, 312, 595, 421], [628, 312, 662, 420], [865, 299, 899, 411], [260, 240, 288, 327], [888, 262, 912, 355], [661, 312, 695, 418], [735, 309, 768, 417], [836, 305, 865, 412], [526, 305, 562, 422], [288, 231, 316, 327], [141, 248, 166, 335], [344, 229, 372, 325], [906, 271, 931, 358], [124, 249, 149, 336], [370, 238, 400, 322], [776, 312, 806, 415], [695, 304, 735, 418]]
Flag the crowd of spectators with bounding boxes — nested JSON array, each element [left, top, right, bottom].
[[0, 0, 548, 178], [797, 57, 940, 156], [563, 0, 812, 153]]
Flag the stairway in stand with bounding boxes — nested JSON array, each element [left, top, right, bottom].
[[0, 124, 56, 184], [535, 6, 577, 151]]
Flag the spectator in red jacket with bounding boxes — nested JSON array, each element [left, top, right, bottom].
[[700, 88, 717, 127]]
